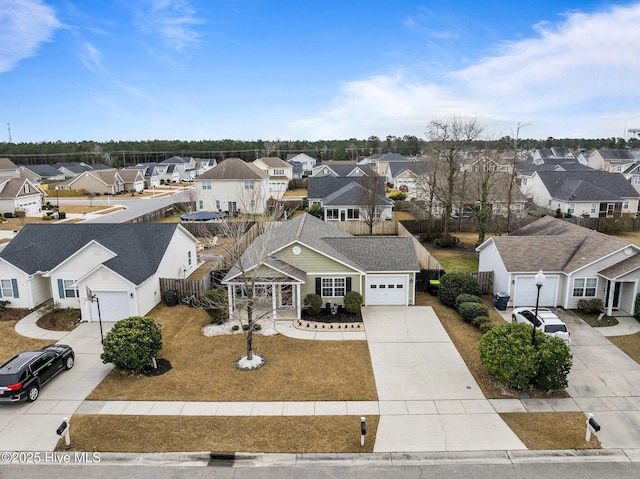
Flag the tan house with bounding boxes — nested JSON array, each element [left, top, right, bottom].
[[119, 169, 146, 192], [252, 157, 293, 199], [0, 158, 20, 179], [59, 169, 124, 195]]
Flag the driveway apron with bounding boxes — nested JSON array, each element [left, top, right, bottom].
[[0, 322, 112, 451], [362, 306, 525, 452]]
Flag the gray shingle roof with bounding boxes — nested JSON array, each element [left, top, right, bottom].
[[0, 224, 181, 284], [322, 182, 393, 207], [197, 158, 268, 180], [20, 164, 63, 177], [323, 236, 418, 271], [307, 176, 386, 200], [536, 171, 640, 200], [488, 216, 631, 273]]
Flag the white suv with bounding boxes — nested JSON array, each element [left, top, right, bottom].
[[511, 307, 571, 345]]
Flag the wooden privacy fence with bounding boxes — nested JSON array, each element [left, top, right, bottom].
[[470, 271, 494, 295], [159, 276, 211, 301]]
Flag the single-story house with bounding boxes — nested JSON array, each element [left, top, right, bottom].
[[19, 164, 66, 184], [0, 223, 199, 322], [119, 169, 146, 192], [58, 169, 125, 195], [222, 213, 419, 319], [476, 215, 640, 315], [0, 178, 45, 216]]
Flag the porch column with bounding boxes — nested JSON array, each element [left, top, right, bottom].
[[606, 281, 615, 316], [227, 285, 233, 320], [296, 283, 301, 319], [272, 284, 277, 320]]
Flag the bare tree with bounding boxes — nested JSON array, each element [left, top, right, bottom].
[[504, 122, 528, 233], [426, 117, 483, 240], [357, 173, 387, 235]]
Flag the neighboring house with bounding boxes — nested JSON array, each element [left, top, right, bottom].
[[160, 156, 199, 179], [461, 154, 513, 174], [532, 147, 576, 164], [222, 213, 419, 319], [252, 157, 293, 199], [195, 157, 270, 214], [587, 149, 636, 173], [125, 164, 161, 188], [58, 169, 125, 195], [0, 223, 199, 321], [286, 153, 316, 175], [311, 162, 371, 178], [521, 170, 640, 217], [289, 161, 304, 180], [19, 164, 66, 184], [118, 169, 146, 192], [382, 160, 433, 196], [0, 178, 45, 215], [623, 162, 640, 194], [54, 162, 111, 178], [477, 215, 640, 315], [361, 153, 409, 175], [0, 158, 21, 178]]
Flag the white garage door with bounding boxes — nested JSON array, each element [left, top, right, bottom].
[[90, 291, 130, 322], [513, 276, 558, 307], [365, 275, 408, 306]]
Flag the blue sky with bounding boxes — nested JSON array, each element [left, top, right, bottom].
[[1, 0, 639, 143]]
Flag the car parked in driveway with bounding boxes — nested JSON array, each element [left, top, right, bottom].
[[0, 345, 74, 403], [511, 307, 571, 345]]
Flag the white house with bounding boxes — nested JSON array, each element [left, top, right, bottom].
[[0, 178, 45, 216], [195, 157, 270, 214], [286, 153, 316, 175], [0, 223, 199, 322], [252, 157, 293, 199], [477, 216, 640, 315]]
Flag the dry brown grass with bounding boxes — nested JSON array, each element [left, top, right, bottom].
[[58, 415, 379, 453], [608, 332, 640, 364], [500, 412, 601, 449], [87, 304, 378, 402], [0, 321, 52, 363]]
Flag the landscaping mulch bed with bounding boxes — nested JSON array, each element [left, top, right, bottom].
[[36, 308, 80, 331], [302, 310, 363, 323], [0, 309, 30, 322], [142, 358, 172, 376]]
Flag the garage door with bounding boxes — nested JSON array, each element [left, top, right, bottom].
[[365, 275, 408, 306], [513, 276, 558, 307], [90, 291, 130, 322]]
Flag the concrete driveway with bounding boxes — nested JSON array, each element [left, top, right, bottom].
[[0, 322, 112, 451], [362, 306, 525, 452]]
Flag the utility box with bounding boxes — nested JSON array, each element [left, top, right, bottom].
[[165, 290, 178, 307], [494, 292, 510, 311]]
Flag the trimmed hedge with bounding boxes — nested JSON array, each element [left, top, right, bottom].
[[455, 294, 483, 310], [478, 322, 572, 390], [343, 291, 363, 314], [458, 302, 489, 324], [438, 272, 481, 308], [577, 298, 603, 314]]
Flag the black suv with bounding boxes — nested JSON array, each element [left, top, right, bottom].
[[0, 345, 74, 403]]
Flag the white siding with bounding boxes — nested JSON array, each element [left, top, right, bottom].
[[196, 178, 269, 214]]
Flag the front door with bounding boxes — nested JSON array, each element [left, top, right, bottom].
[[605, 281, 621, 309]]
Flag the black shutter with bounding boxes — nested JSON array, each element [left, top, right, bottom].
[[346, 277, 352, 293], [315, 277, 321, 296]]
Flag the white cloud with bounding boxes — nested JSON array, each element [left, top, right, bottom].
[[135, 0, 204, 52], [292, 3, 640, 140], [0, 0, 61, 73], [80, 42, 103, 72]]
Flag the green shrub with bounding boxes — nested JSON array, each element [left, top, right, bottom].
[[458, 302, 489, 324], [101, 316, 163, 372], [232, 325, 240, 331], [343, 291, 363, 314], [42, 215, 53, 220], [303, 293, 323, 316], [455, 294, 483, 310], [202, 289, 228, 324], [3, 212, 13, 218], [438, 272, 482, 308], [0, 300, 10, 311], [389, 191, 407, 201], [475, 316, 494, 334], [577, 298, 603, 314], [479, 323, 539, 390], [535, 335, 573, 390], [479, 322, 572, 391]]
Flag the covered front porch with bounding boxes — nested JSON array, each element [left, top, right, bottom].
[[224, 278, 304, 321]]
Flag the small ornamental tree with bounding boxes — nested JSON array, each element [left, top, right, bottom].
[[438, 272, 482, 308], [101, 316, 163, 372], [343, 291, 363, 314]]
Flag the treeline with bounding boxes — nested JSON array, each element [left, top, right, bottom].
[[0, 135, 638, 167]]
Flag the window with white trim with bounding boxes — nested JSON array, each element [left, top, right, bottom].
[[326, 208, 339, 220], [321, 277, 345, 297], [591, 203, 597, 214], [623, 200, 630, 210], [634, 176, 640, 185], [568, 203, 575, 214], [202, 181, 212, 190], [63, 280, 78, 298], [244, 180, 254, 190], [1, 279, 14, 298], [573, 277, 597, 297]]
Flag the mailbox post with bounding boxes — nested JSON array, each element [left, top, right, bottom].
[[56, 417, 71, 447], [585, 413, 601, 442]]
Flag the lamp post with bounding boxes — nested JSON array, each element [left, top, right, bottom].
[[532, 270, 546, 346], [55, 185, 59, 210]]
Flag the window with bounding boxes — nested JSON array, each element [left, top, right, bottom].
[[494, 203, 503, 215], [568, 203, 575, 214], [202, 181, 212, 190], [215, 200, 221, 210], [634, 177, 640, 185], [244, 180, 254, 190], [623, 200, 630, 210], [321, 277, 345, 297], [347, 209, 359, 220], [62, 280, 78, 299], [591, 203, 597, 214], [521, 178, 527, 186], [188, 251, 192, 266], [573, 277, 597, 297], [1, 279, 15, 298], [326, 208, 339, 220], [274, 169, 284, 176], [198, 200, 204, 209]]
